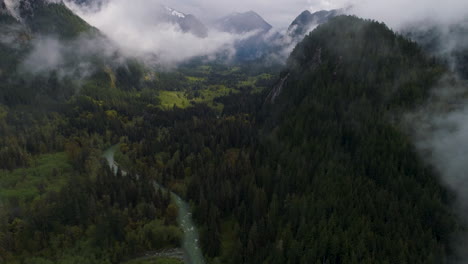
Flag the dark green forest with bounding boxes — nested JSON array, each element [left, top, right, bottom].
[[0, 11, 464, 264]]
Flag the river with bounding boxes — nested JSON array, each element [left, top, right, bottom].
[[103, 145, 206, 264]]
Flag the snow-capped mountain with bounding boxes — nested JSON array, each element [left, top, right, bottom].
[[160, 6, 208, 38], [216, 11, 272, 34]]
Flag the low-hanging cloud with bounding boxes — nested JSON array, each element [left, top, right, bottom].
[[405, 77, 468, 262], [20, 33, 120, 80], [64, 0, 255, 66], [317, 0, 468, 30]]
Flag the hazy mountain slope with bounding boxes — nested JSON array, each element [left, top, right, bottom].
[[216, 11, 272, 34], [215, 11, 277, 61], [0, 0, 118, 106], [20, 0, 95, 38], [287, 9, 340, 40], [404, 21, 468, 79], [161, 6, 208, 38]]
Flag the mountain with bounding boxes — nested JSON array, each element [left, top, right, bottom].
[[0, 0, 115, 106], [216, 11, 272, 34], [287, 9, 340, 40], [0, 0, 94, 38], [214, 11, 276, 61], [253, 15, 456, 263], [160, 6, 208, 38], [69, 0, 208, 38]]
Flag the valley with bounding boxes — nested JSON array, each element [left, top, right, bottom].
[[1, 1, 468, 264]]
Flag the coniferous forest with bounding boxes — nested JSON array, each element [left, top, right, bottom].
[[1, 1, 467, 264]]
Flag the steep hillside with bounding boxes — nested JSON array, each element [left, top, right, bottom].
[[259, 15, 455, 263], [180, 16, 458, 263], [20, 0, 95, 38]]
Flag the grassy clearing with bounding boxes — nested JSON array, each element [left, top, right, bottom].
[[158, 86, 237, 112], [124, 257, 183, 264], [158, 91, 192, 109], [186, 76, 206, 82], [238, 73, 273, 88], [0, 152, 72, 202]]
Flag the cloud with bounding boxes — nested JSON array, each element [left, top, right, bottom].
[[65, 0, 253, 66], [405, 77, 468, 262], [170, 0, 468, 30], [20, 34, 119, 79], [168, 0, 313, 28], [346, 0, 468, 29]]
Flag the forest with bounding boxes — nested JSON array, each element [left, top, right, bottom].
[[0, 13, 464, 264]]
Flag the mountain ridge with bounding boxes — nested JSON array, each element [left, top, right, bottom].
[[287, 9, 341, 40], [160, 5, 208, 38], [216, 10, 272, 34]]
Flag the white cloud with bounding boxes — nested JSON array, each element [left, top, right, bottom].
[[65, 0, 252, 66], [169, 0, 468, 30], [20, 34, 118, 79], [347, 0, 468, 29]]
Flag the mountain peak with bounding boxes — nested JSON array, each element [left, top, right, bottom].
[[158, 5, 208, 38], [288, 9, 341, 39], [164, 5, 186, 19], [298, 10, 312, 17], [217, 11, 272, 34]]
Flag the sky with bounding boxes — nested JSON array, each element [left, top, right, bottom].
[[167, 0, 342, 29], [165, 0, 468, 29]]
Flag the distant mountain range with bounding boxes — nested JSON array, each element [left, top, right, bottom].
[[70, 0, 208, 38], [0, 0, 350, 63]]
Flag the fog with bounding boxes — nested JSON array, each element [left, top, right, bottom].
[[404, 77, 468, 262], [345, 0, 468, 29], [64, 0, 255, 66], [20, 33, 120, 80]]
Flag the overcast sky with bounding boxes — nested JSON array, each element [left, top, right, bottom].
[[165, 0, 468, 29], [166, 0, 344, 28], [65, 0, 468, 65]]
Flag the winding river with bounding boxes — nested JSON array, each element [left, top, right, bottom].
[[103, 145, 206, 264]]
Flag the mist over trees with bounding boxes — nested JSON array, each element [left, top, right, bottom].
[[1, 0, 468, 263]]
